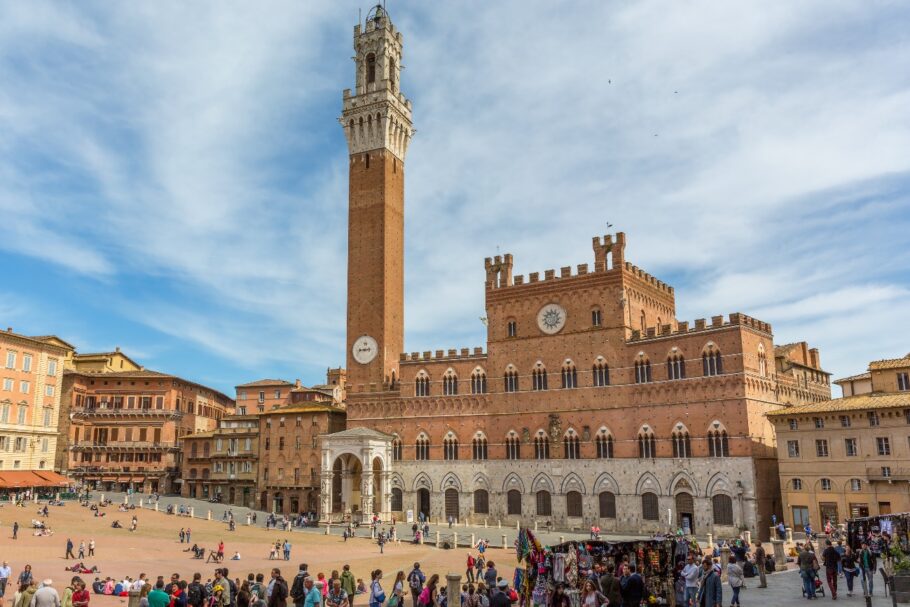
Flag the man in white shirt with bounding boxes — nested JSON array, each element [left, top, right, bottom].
[[681, 554, 700, 607], [0, 561, 12, 601]]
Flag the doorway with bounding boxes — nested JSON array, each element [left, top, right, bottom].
[[417, 488, 430, 519], [445, 488, 459, 522], [675, 492, 695, 534]]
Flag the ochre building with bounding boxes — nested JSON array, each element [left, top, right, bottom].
[[0, 329, 71, 471], [181, 414, 260, 507], [320, 7, 829, 540], [769, 353, 910, 528]]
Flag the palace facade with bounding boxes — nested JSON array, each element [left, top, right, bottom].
[[320, 6, 829, 540]]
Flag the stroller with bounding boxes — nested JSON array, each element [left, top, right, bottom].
[[801, 575, 825, 598]]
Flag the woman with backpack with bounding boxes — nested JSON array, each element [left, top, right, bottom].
[[369, 571, 385, 607], [727, 556, 744, 607], [389, 572, 405, 607], [418, 576, 438, 607]]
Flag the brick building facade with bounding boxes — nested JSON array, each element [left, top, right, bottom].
[[66, 368, 234, 493], [320, 7, 829, 539]]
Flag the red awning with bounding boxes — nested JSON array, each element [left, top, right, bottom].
[[0, 470, 70, 489]]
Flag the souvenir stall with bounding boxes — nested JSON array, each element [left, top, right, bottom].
[[514, 529, 701, 607], [847, 512, 910, 552]]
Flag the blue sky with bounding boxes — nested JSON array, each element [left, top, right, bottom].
[[1, 1, 909, 396]]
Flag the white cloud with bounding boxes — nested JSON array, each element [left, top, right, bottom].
[[1, 0, 908, 386]]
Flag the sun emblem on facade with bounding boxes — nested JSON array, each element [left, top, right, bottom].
[[536, 303, 567, 334]]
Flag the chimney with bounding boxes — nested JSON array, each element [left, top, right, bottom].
[[115, 346, 121, 352], [295, 379, 302, 388]]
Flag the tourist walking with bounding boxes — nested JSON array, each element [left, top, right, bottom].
[[368, 571, 384, 607], [290, 564, 309, 607], [17, 567, 32, 588], [680, 554, 700, 606], [859, 542, 876, 597], [340, 567, 356, 607], [465, 555, 474, 583], [842, 546, 858, 597], [78, 541, 85, 560], [752, 541, 767, 589], [406, 564, 424, 607], [302, 579, 320, 607], [619, 564, 644, 607], [727, 557, 744, 606], [482, 563, 497, 589], [822, 539, 841, 599], [65, 539, 75, 560], [31, 580, 60, 607], [12, 522, 18, 540], [87, 540, 95, 558], [696, 558, 722, 607], [0, 561, 11, 605]]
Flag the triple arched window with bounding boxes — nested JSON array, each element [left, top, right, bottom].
[[708, 428, 730, 457], [471, 370, 487, 394], [672, 428, 691, 458], [534, 433, 550, 460], [472, 435, 488, 460], [703, 346, 723, 376], [667, 353, 686, 380], [561, 363, 578, 389], [563, 431, 580, 459], [596, 431, 614, 458], [504, 368, 519, 393], [635, 358, 653, 383], [392, 438, 402, 461], [415, 434, 430, 460], [415, 374, 430, 397], [638, 428, 656, 459], [505, 433, 521, 460], [532, 366, 548, 391], [593, 361, 610, 386], [758, 345, 767, 377], [442, 371, 458, 396], [443, 434, 459, 460]]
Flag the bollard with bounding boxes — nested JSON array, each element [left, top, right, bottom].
[[720, 546, 731, 582], [534, 521, 538, 532], [484, 520, 488, 529], [454, 532, 459, 547], [501, 534, 508, 549], [559, 536, 564, 544], [140, 499, 144, 508], [786, 527, 793, 543], [771, 539, 786, 568], [769, 527, 777, 542], [419, 533, 424, 545], [325, 524, 331, 536], [498, 520, 501, 529], [516, 520, 520, 531], [207, 510, 212, 520], [445, 574, 461, 607], [707, 533, 713, 549], [247, 514, 252, 526], [471, 533, 475, 548], [435, 531, 440, 548], [744, 530, 752, 546], [154, 502, 159, 512], [189, 507, 194, 518]]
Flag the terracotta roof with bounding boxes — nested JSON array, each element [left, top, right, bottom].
[[29, 335, 78, 350], [74, 350, 143, 368], [0, 470, 70, 489], [63, 369, 235, 403], [834, 372, 872, 384], [235, 379, 294, 388], [0, 330, 72, 354], [767, 392, 910, 417], [869, 356, 910, 371], [182, 431, 216, 439]]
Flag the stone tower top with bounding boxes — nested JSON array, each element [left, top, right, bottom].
[[340, 4, 414, 160]]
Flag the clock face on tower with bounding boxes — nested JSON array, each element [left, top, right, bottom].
[[537, 303, 567, 335], [352, 335, 379, 364]]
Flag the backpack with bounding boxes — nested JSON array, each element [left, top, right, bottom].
[[188, 583, 204, 607], [409, 572, 422, 591], [418, 587, 430, 605]]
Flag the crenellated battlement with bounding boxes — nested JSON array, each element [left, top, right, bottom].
[[622, 261, 674, 295], [400, 347, 486, 363], [629, 312, 772, 342]]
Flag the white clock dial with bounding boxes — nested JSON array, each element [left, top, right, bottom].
[[537, 303, 567, 335], [352, 335, 378, 364]]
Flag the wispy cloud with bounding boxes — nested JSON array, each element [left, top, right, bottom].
[[1, 0, 908, 392]]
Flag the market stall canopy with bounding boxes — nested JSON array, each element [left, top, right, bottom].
[[0, 470, 70, 489]]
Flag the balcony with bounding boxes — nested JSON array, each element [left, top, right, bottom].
[[72, 408, 183, 420], [866, 467, 910, 481], [70, 465, 178, 477], [70, 442, 179, 452]]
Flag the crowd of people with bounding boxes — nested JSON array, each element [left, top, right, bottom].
[[794, 524, 892, 600]]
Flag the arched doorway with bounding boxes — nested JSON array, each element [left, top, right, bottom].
[[329, 454, 363, 518], [675, 492, 695, 534], [273, 492, 284, 514], [445, 488, 459, 522], [260, 491, 268, 510], [417, 488, 430, 519], [229, 487, 235, 505]]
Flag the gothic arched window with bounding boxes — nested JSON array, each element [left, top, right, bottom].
[[471, 369, 487, 394], [505, 432, 521, 460], [593, 360, 610, 386], [504, 368, 519, 393], [532, 366, 548, 391], [596, 430, 614, 459], [366, 53, 376, 83], [635, 358, 653, 384], [534, 433, 550, 460], [672, 427, 691, 458], [563, 431, 580, 460], [442, 371, 458, 396], [392, 438, 402, 461], [667, 352, 686, 380], [415, 434, 430, 460], [472, 435, 488, 460], [638, 427, 656, 459], [703, 345, 723, 376], [708, 426, 730, 457], [561, 363, 578, 389], [415, 373, 430, 397], [444, 435, 459, 461]]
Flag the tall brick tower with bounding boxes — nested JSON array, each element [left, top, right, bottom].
[[341, 5, 413, 393]]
